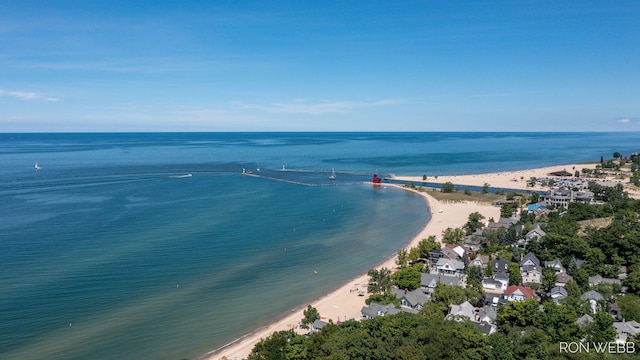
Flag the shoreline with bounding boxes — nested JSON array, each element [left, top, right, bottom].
[[204, 161, 627, 360], [204, 182, 501, 360]]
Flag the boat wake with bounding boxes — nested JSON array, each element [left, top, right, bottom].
[[168, 173, 192, 179]]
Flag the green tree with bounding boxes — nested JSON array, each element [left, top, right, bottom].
[[529, 191, 540, 204], [508, 262, 522, 286], [496, 298, 541, 329], [392, 264, 422, 290], [541, 268, 558, 295], [442, 227, 465, 245], [617, 294, 640, 322], [417, 236, 440, 258], [584, 311, 616, 343], [247, 330, 299, 360], [563, 280, 582, 298], [396, 248, 409, 268], [441, 181, 455, 193], [464, 211, 486, 235], [367, 268, 392, 295], [624, 270, 640, 295], [482, 183, 490, 194], [301, 305, 320, 329]]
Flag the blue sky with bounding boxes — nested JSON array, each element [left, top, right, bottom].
[[1, 0, 639, 132]]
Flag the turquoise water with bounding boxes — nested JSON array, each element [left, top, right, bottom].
[[1, 132, 639, 359]]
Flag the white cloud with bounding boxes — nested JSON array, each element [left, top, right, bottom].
[[617, 118, 632, 123], [0, 89, 59, 102], [239, 99, 406, 115]]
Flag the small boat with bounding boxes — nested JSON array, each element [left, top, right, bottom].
[[329, 168, 336, 180], [34, 163, 41, 171], [169, 173, 192, 178]]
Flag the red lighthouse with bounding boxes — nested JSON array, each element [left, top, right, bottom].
[[372, 173, 382, 185]]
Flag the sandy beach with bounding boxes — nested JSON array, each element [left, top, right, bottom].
[[204, 184, 500, 360], [391, 163, 609, 191]]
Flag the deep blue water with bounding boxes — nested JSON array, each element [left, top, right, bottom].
[[1, 132, 639, 359]]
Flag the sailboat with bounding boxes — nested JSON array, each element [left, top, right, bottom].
[[34, 162, 41, 171], [329, 168, 336, 180]]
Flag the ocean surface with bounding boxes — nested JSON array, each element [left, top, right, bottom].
[[1, 132, 639, 360]]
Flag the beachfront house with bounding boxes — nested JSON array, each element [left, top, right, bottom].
[[311, 320, 328, 333], [360, 303, 401, 320], [540, 188, 594, 208]]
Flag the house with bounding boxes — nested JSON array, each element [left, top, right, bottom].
[[521, 265, 542, 285], [549, 286, 568, 301], [588, 275, 622, 287], [421, 273, 462, 294], [568, 256, 587, 270], [482, 277, 507, 292], [613, 321, 640, 343], [581, 290, 605, 314], [486, 217, 518, 230], [525, 227, 546, 242], [311, 319, 328, 333], [470, 254, 490, 269], [544, 258, 566, 274], [435, 258, 465, 276], [473, 322, 498, 335], [555, 273, 574, 288], [361, 303, 401, 319], [446, 301, 476, 321], [520, 252, 540, 267], [502, 285, 535, 302], [392, 288, 430, 310], [575, 314, 593, 327], [464, 234, 484, 252], [540, 188, 594, 208], [492, 259, 510, 273]]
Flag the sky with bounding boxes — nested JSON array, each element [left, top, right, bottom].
[[1, 0, 639, 132]]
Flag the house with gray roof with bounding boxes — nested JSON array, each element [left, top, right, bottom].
[[555, 272, 574, 288], [482, 271, 509, 292], [614, 321, 640, 343], [311, 320, 328, 333], [575, 314, 593, 327], [421, 273, 462, 293], [492, 259, 510, 273], [581, 290, 605, 314], [360, 303, 401, 320], [544, 258, 566, 274], [520, 252, 540, 267], [392, 288, 430, 310], [549, 286, 568, 301], [588, 275, 622, 287], [446, 301, 476, 321], [435, 258, 465, 276], [525, 227, 546, 242], [470, 254, 490, 269]]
